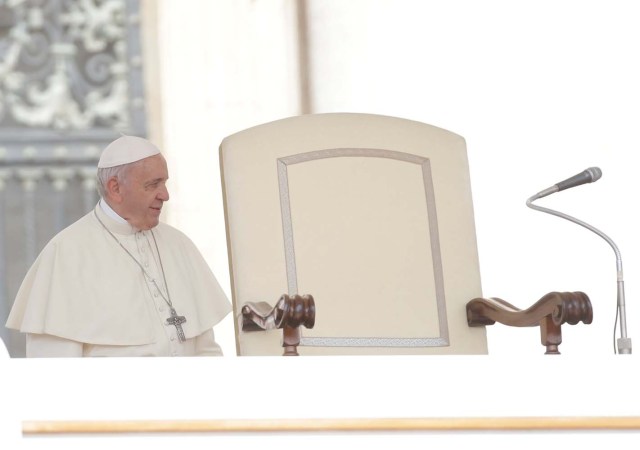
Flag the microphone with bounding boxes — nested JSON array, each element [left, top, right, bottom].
[[527, 167, 631, 354], [530, 167, 602, 201]]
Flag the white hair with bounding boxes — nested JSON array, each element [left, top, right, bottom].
[[96, 163, 132, 198]]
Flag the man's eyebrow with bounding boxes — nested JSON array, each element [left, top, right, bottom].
[[144, 177, 165, 186]]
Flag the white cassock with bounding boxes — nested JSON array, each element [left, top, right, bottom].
[[6, 200, 232, 357]]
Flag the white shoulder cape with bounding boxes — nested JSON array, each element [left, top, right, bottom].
[[6, 206, 232, 345]]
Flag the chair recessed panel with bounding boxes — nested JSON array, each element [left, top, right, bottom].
[[279, 149, 447, 347]]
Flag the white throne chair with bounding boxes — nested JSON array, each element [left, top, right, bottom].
[[219, 113, 591, 356]]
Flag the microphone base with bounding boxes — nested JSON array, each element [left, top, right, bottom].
[[617, 337, 632, 354]]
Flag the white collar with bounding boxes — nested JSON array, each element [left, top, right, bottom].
[[99, 198, 128, 225]]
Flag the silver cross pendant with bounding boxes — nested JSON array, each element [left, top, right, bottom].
[[166, 307, 187, 342]]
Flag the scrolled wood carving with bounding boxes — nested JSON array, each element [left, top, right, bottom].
[[467, 291, 592, 354], [241, 294, 315, 356]]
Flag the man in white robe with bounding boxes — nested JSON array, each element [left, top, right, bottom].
[[6, 136, 232, 357]]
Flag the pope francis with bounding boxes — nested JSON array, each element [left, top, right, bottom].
[[6, 136, 232, 357]]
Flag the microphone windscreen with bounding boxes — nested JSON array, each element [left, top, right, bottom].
[[586, 167, 602, 182]]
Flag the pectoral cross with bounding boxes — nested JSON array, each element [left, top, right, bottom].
[[166, 307, 187, 342]]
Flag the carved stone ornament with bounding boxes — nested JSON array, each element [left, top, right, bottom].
[[0, 0, 144, 130], [0, 0, 146, 164]]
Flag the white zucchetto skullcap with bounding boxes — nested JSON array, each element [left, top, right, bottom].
[[97, 135, 161, 168]]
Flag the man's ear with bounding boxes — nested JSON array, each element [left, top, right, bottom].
[[105, 177, 123, 203]]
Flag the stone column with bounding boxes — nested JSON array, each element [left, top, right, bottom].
[[48, 167, 76, 233], [16, 168, 45, 265]]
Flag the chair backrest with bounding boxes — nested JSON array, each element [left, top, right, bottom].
[[220, 113, 487, 355]]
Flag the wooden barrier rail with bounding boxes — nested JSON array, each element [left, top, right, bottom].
[[23, 416, 640, 435]]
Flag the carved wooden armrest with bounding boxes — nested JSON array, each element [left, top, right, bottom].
[[467, 291, 592, 354], [240, 294, 315, 356]]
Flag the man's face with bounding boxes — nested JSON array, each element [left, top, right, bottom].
[[118, 154, 170, 230]]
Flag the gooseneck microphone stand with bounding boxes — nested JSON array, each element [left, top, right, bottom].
[[527, 170, 631, 354]]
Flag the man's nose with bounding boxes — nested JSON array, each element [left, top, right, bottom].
[[158, 185, 170, 201]]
